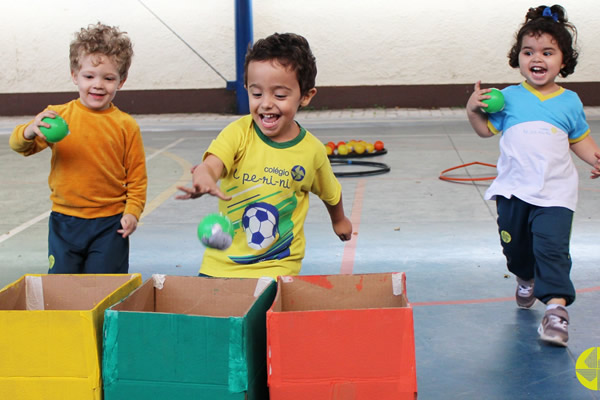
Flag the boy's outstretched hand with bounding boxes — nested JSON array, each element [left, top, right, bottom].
[[176, 183, 231, 200], [176, 156, 232, 201]]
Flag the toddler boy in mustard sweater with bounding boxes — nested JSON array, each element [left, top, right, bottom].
[[9, 22, 147, 273]]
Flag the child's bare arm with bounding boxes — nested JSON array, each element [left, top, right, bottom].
[[570, 135, 600, 178], [324, 195, 352, 241], [466, 81, 495, 138], [176, 154, 232, 200]]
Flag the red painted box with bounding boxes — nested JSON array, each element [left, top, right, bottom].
[[266, 272, 417, 400]]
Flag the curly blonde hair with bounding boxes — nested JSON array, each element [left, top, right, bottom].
[[69, 22, 133, 80]]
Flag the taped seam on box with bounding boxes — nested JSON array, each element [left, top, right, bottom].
[[102, 310, 119, 387], [152, 274, 166, 289], [227, 317, 248, 393], [392, 272, 405, 296], [254, 277, 274, 297], [25, 275, 44, 310]]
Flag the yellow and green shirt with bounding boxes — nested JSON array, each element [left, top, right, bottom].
[[200, 115, 341, 278]]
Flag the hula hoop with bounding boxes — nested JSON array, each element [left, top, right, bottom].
[[330, 159, 391, 177], [439, 161, 497, 182]]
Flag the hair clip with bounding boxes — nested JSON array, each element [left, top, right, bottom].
[[542, 6, 559, 22]]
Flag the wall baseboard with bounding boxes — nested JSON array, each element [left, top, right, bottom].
[[2, 82, 599, 116]]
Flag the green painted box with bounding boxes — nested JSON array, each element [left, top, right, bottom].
[[102, 275, 276, 400]]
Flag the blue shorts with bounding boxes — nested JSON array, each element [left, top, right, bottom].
[[496, 196, 575, 305], [48, 211, 129, 274]]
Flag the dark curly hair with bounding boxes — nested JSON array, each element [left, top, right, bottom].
[[69, 22, 134, 80], [508, 5, 578, 78], [244, 33, 317, 97]]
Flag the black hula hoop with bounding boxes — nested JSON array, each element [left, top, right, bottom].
[[330, 159, 391, 177]]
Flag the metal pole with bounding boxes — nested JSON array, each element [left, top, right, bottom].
[[227, 0, 253, 114]]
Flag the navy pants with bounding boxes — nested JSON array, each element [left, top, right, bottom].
[[496, 196, 575, 305], [48, 212, 129, 274]]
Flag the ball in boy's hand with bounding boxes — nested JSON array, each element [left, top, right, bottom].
[[197, 213, 234, 250], [481, 88, 505, 113], [40, 115, 69, 143]]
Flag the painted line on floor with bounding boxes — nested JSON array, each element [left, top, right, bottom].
[[146, 138, 186, 161], [340, 179, 366, 274], [139, 148, 192, 221], [412, 285, 600, 307], [0, 138, 187, 244], [0, 210, 51, 244]]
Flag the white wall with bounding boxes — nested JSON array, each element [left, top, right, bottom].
[[1, 0, 598, 94]]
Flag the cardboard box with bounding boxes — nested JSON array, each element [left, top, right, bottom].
[[102, 275, 277, 400], [267, 272, 417, 400], [0, 273, 142, 400]]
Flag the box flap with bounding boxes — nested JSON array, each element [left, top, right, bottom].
[[112, 276, 267, 317], [272, 273, 408, 313]]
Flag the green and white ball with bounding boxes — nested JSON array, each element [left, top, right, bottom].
[[197, 213, 234, 250]]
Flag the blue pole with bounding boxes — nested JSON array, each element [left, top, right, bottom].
[[227, 0, 253, 114]]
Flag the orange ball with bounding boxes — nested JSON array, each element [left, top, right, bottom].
[[327, 141, 337, 150], [374, 140, 384, 151]]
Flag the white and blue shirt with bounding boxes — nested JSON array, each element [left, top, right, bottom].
[[485, 81, 590, 211]]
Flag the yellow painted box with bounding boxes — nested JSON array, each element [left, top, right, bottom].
[[0, 273, 142, 400]]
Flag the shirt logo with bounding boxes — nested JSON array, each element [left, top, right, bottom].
[[291, 165, 306, 182]]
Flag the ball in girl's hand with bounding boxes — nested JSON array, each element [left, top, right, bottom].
[[481, 88, 505, 113]]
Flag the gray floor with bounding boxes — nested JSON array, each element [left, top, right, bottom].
[[1, 108, 599, 399]]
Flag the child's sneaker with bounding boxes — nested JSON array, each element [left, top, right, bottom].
[[515, 277, 536, 309], [537, 305, 569, 347]]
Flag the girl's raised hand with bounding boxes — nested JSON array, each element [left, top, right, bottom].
[[466, 81, 492, 113]]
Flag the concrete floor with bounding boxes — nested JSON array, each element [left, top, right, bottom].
[[1, 108, 599, 399]]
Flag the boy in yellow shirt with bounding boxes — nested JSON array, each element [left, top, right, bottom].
[[177, 33, 352, 278], [9, 22, 147, 274]]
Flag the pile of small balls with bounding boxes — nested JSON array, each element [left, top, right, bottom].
[[324, 140, 384, 156]]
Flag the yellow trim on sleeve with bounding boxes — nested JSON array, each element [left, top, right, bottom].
[[569, 129, 590, 144], [487, 120, 501, 135]]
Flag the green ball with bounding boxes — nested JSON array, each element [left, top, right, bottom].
[[40, 115, 69, 143], [481, 88, 505, 113], [197, 213, 234, 250]]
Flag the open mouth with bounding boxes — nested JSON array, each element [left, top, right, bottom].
[[261, 113, 280, 129], [530, 66, 547, 77]]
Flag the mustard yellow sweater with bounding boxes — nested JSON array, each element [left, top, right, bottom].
[[10, 100, 147, 220]]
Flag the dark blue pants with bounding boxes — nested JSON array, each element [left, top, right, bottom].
[[48, 212, 129, 274], [496, 196, 575, 305]]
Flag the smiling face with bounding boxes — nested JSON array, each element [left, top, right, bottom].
[[518, 32, 565, 95], [71, 53, 125, 111], [246, 60, 316, 143]]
